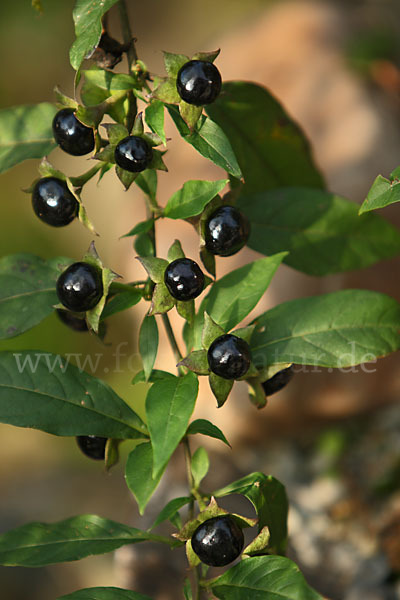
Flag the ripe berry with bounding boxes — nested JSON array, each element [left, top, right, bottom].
[[56, 309, 88, 332], [176, 60, 222, 106], [114, 136, 153, 173], [261, 365, 294, 396], [207, 334, 251, 380], [32, 177, 78, 227], [164, 258, 204, 301], [76, 435, 107, 460], [56, 262, 103, 312], [191, 515, 244, 567], [205, 206, 250, 257], [52, 108, 95, 156]]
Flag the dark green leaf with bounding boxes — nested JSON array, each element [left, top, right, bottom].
[[0, 103, 57, 173], [0, 351, 147, 439], [139, 315, 159, 381], [251, 289, 400, 368], [116, 165, 139, 190], [131, 369, 176, 385], [134, 233, 155, 257], [0, 514, 170, 567], [150, 496, 192, 530], [167, 106, 242, 179], [145, 100, 166, 146], [237, 187, 400, 276], [209, 372, 233, 408], [214, 472, 288, 554], [125, 443, 165, 514], [58, 588, 152, 600], [70, 0, 120, 70], [146, 372, 199, 478], [206, 81, 324, 193], [135, 170, 158, 202], [121, 219, 154, 238], [178, 350, 209, 375], [209, 555, 322, 600], [164, 179, 228, 220], [101, 288, 142, 320], [191, 446, 210, 488], [149, 283, 174, 315], [0, 254, 71, 339], [359, 173, 400, 214], [186, 418, 231, 447]]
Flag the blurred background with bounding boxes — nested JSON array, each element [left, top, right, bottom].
[[0, 0, 399, 598]]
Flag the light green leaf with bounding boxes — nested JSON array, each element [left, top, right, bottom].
[[150, 496, 192, 531], [139, 315, 159, 381], [0, 514, 171, 567], [145, 100, 166, 145], [191, 446, 210, 488], [137, 256, 168, 283], [0, 103, 57, 173], [164, 179, 228, 220], [69, 0, 120, 71], [83, 67, 138, 91], [206, 81, 324, 193], [186, 418, 231, 447], [359, 173, 400, 214], [149, 282, 174, 315], [0, 351, 147, 439], [209, 555, 322, 600], [146, 372, 199, 478], [237, 187, 400, 276], [201, 312, 225, 348], [135, 170, 158, 202], [251, 289, 400, 368], [58, 588, 152, 600], [125, 443, 164, 514], [163, 51, 188, 78]]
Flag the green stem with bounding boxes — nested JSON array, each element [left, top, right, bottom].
[[118, 0, 138, 131], [161, 313, 183, 365], [69, 163, 102, 188], [109, 281, 146, 294]]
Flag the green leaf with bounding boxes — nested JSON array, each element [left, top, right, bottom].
[[149, 282, 174, 315], [178, 350, 209, 375], [206, 81, 324, 193], [121, 219, 154, 238], [125, 443, 165, 515], [146, 372, 199, 478], [163, 51, 188, 78], [0, 103, 57, 173], [102, 123, 129, 145], [242, 526, 271, 556], [167, 106, 242, 179], [192, 49, 220, 63], [183, 579, 193, 600], [164, 179, 228, 219], [251, 289, 400, 368], [359, 173, 400, 214], [0, 254, 72, 339], [167, 239, 186, 262], [137, 256, 168, 283], [135, 170, 158, 202], [209, 555, 322, 600], [150, 496, 192, 530], [152, 79, 181, 104], [237, 187, 400, 276], [58, 588, 152, 600], [135, 233, 155, 258], [201, 312, 225, 348], [176, 299, 195, 325], [116, 166, 139, 191], [83, 67, 138, 91], [0, 514, 171, 567], [145, 100, 166, 146], [191, 446, 210, 488], [101, 288, 142, 320], [139, 315, 159, 381], [0, 351, 147, 439], [186, 418, 231, 447], [204, 254, 286, 332], [69, 0, 120, 70], [214, 472, 288, 554], [131, 369, 176, 385], [209, 372, 233, 408], [179, 102, 203, 131]]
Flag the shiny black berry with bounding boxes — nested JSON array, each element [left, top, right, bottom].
[[76, 435, 107, 460], [56, 262, 103, 312], [207, 334, 251, 380], [52, 108, 95, 156], [205, 206, 250, 257], [114, 135, 153, 172], [32, 177, 78, 227], [56, 309, 89, 332], [261, 365, 294, 396], [164, 258, 204, 301], [176, 60, 222, 106], [191, 515, 244, 567]]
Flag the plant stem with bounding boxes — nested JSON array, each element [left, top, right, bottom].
[[161, 313, 183, 365], [118, 0, 137, 130]]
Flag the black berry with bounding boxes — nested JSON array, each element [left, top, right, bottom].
[[32, 177, 78, 227], [205, 206, 250, 257], [207, 334, 251, 380], [176, 60, 222, 106], [191, 515, 244, 567], [56, 309, 89, 332], [164, 258, 204, 301], [114, 135, 153, 173], [56, 262, 103, 312], [76, 435, 107, 460], [52, 108, 95, 156], [261, 365, 294, 396]]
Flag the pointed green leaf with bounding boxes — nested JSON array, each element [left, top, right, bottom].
[[191, 446, 210, 488], [242, 526, 270, 557], [209, 372, 233, 408], [192, 49, 220, 63], [58, 588, 152, 600], [178, 350, 209, 375], [164, 179, 228, 220], [0, 103, 57, 173], [202, 312, 226, 348], [101, 288, 142, 320], [206, 81, 324, 193], [209, 555, 323, 600], [251, 289, 400, 368], [135, 170, 158, 202], [167, 239, 185, 262], [179, 102, 203, 131], [149, 282, 174, 315], [150, 496, 192, 531], [83, 67, 139, 91], [145, 100, 166, 145], [152, 78, 181, 104], [125, 443, 165, 514], [0, 351, 147, 439], [0, 514, 171, 567], [0, 254, 72, 339], [102, 123, 129, 145], [131, 369, 176, 385], [146, 372, 199, 478], [139, 315, 159, 381], [167, 106, 242, 179], [186, 418, 231, 447], [237, 187, 400, 276], [134, 233, 155, 258], [176, 299, 195, 325], [137, 256, 168, 283], [163, 51, 189, 78], [121, 220, 154, 239], [116, 166, 139, 190], [359, 173, 400, 214]]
